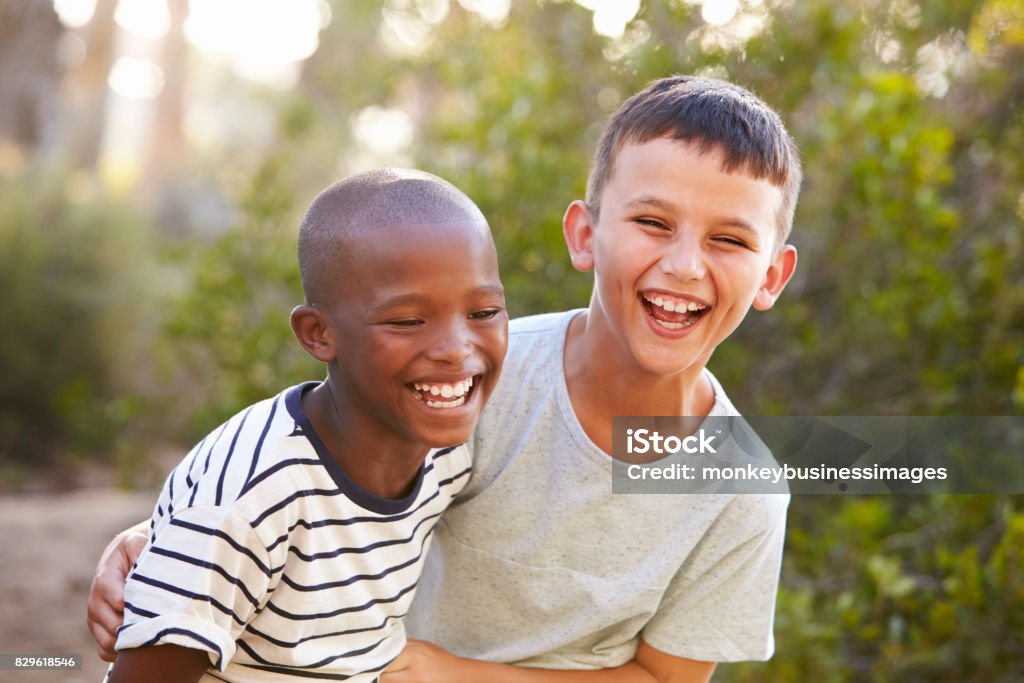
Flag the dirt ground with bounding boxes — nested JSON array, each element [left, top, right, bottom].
[[0, 487, 155, 683]]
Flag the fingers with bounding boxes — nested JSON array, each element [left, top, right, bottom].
[[87, 568, 128, 661], [119, 532, 148, 575], [85, 524, 149, 662]]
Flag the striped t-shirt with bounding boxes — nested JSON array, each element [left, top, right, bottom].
[[115, 382, 472, 682]]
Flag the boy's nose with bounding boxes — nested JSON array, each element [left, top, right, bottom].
[[660, 236, 707, 281], [427, 320, 473, 364]]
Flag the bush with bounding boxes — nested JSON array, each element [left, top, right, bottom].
[[0, 167, 153, 471], [162, 154, 320, 437]]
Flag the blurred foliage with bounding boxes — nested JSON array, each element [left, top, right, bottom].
[[162, 144, 321, 435], [724, 495, 1024, 682], [2, 0, 1022, 677], [0, 165, 153, 473]]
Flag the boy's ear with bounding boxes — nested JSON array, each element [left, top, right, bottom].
[[753, 244, 798, 311], [290, 305, 336, 362], [562, 200, 596, 273]]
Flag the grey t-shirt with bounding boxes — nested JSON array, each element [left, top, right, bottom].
[[406, 310, 789, 667]]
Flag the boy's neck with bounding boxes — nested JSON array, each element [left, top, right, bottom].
[[301, 382, 429, 500], [563, 310, 715, 455]]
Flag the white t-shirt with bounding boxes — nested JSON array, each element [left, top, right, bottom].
[[406, 310, 789, 666], [116, 382, 472, 682]]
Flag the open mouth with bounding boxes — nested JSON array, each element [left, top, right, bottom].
[[408, 375, 478, 409], [640, 293, 709, 330]]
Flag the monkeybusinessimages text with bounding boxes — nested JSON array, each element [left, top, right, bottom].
[[624, 428, 949, 485]]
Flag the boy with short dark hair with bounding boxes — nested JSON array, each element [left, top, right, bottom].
[[386, 75, 800, 681], [92, 75, 801, 682], [105, 168, 508, 683]]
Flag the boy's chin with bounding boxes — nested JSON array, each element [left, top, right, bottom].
[[628, 341, 714, 379], [410, 421, 479, 449]]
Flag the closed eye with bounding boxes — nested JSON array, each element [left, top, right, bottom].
[[385, 319, 423, 327], [635, 217, 670, 231], [469, 308, 504, 321], [713, 236, 750, 248]]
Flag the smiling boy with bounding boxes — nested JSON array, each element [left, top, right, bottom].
[[91, 76, 801, 682], [385, 75, 800, 682], [104, 168, 508, 683]]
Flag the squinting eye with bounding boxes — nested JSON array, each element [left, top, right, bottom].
[[469, 308, 503, 321], [387, 319, 423, 327], [636, 218, 668, 230], [714, 236, 748, 247]]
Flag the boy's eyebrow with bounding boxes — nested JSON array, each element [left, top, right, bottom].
[[623, 196, 676, 213], [374, 285, 505, 310], [713, 217, 762, 237]]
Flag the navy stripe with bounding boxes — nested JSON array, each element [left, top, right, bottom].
[[241, 458, 323, 499], [167, 464, 176, 517], [286, 509, 442, 562], [149, 546, 262, 608], [436, 464, 472, 490], [280, 546, 423, 592], [122, 601, 159, 619], [168, 517, 273, 577], [255, 461, 470, 552], [129, 573, 246, 626], [243, 612, 403, 649], [251, 458, 436, 527], [139, 627, 224, 669], [430, 445, 457, 460], [241, 661, 384, 680], [191, 420, 231, 507], [216, 405, 254, 505], [241, 395, 281, 495], [263, 487, 441, 554], [236, 632, 388, 669], [185, 433, 210, 490], [265, 576, 420, 621]]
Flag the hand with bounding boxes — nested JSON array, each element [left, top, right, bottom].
[[382, 639, 473, 683], [86, 521, 148, 662]]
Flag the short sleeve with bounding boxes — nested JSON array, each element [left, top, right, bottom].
[[641, 494, 789, 662], [115, 505, 273, 671]]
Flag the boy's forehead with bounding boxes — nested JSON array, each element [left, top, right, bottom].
[[341, 217, 495, 266], [327, 218, 499, 303], [346, 217, 491, 245], [611, 138, 778, 191]]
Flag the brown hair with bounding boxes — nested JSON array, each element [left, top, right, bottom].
[[586, 75, 802, 247]]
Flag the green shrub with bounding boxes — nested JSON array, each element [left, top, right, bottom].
[[0, 167, 153, 470], [162, 154, 320, 437]]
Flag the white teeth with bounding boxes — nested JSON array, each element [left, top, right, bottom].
[[413, 378, 475, 404], [426, 396, 466, 409], [643, 294, 706, 313]]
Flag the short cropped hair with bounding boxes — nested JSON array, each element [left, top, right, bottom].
[[298, 168, 486, 306], [586, 75, 802, 247]]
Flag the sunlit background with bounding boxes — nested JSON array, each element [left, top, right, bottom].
[[1, 1, 1022, 681], [46, 0, 782, 191]]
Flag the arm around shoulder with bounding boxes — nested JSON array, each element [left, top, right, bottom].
[[383, 639, 714, 683]]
